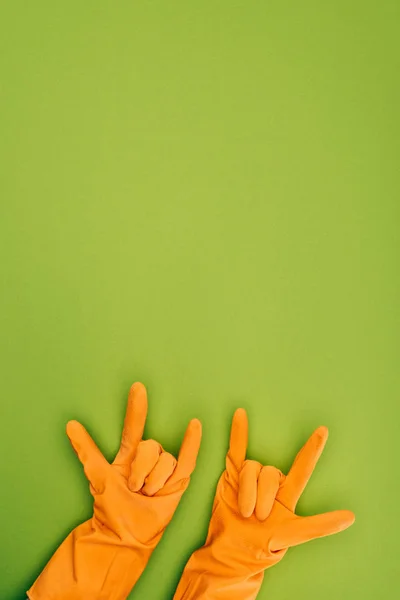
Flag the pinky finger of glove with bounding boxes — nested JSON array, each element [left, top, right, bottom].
[[168, 419, 202, 484]]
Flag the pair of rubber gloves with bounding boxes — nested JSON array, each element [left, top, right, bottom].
[[28, 383, 355, 600]]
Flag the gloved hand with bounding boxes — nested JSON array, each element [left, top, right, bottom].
[[174, 408, 354, 600], [28, 382, 202, 600]]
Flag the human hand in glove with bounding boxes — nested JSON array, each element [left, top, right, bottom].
[[174, 408, 354, 600], [28, 382, 201, 600], [67, 381, 202, 545]]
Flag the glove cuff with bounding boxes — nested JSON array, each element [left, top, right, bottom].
[[27, 519, 155, 600], [173, 542, 264, 600]]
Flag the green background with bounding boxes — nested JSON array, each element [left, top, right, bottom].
[[0, 1, 399, 598]]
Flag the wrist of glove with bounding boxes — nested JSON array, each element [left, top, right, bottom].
[[27, 518, 157, 600]]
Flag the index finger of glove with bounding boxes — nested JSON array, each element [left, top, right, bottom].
[[227, 408, 248, 473], [113, 382, 148, 466], [66, 420, 109, 492], [277, 426, 328, 511], [169, 419, 202, 482]]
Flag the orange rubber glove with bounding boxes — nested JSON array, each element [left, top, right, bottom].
[[174, 408, 354, 600], [28, 382, 202, 600]]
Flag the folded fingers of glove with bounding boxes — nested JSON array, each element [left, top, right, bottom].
[[238, 460, 262, 518], [128, 439, 162, 492], [142, 452, 177, 496], [255, 465, 281, 521]]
